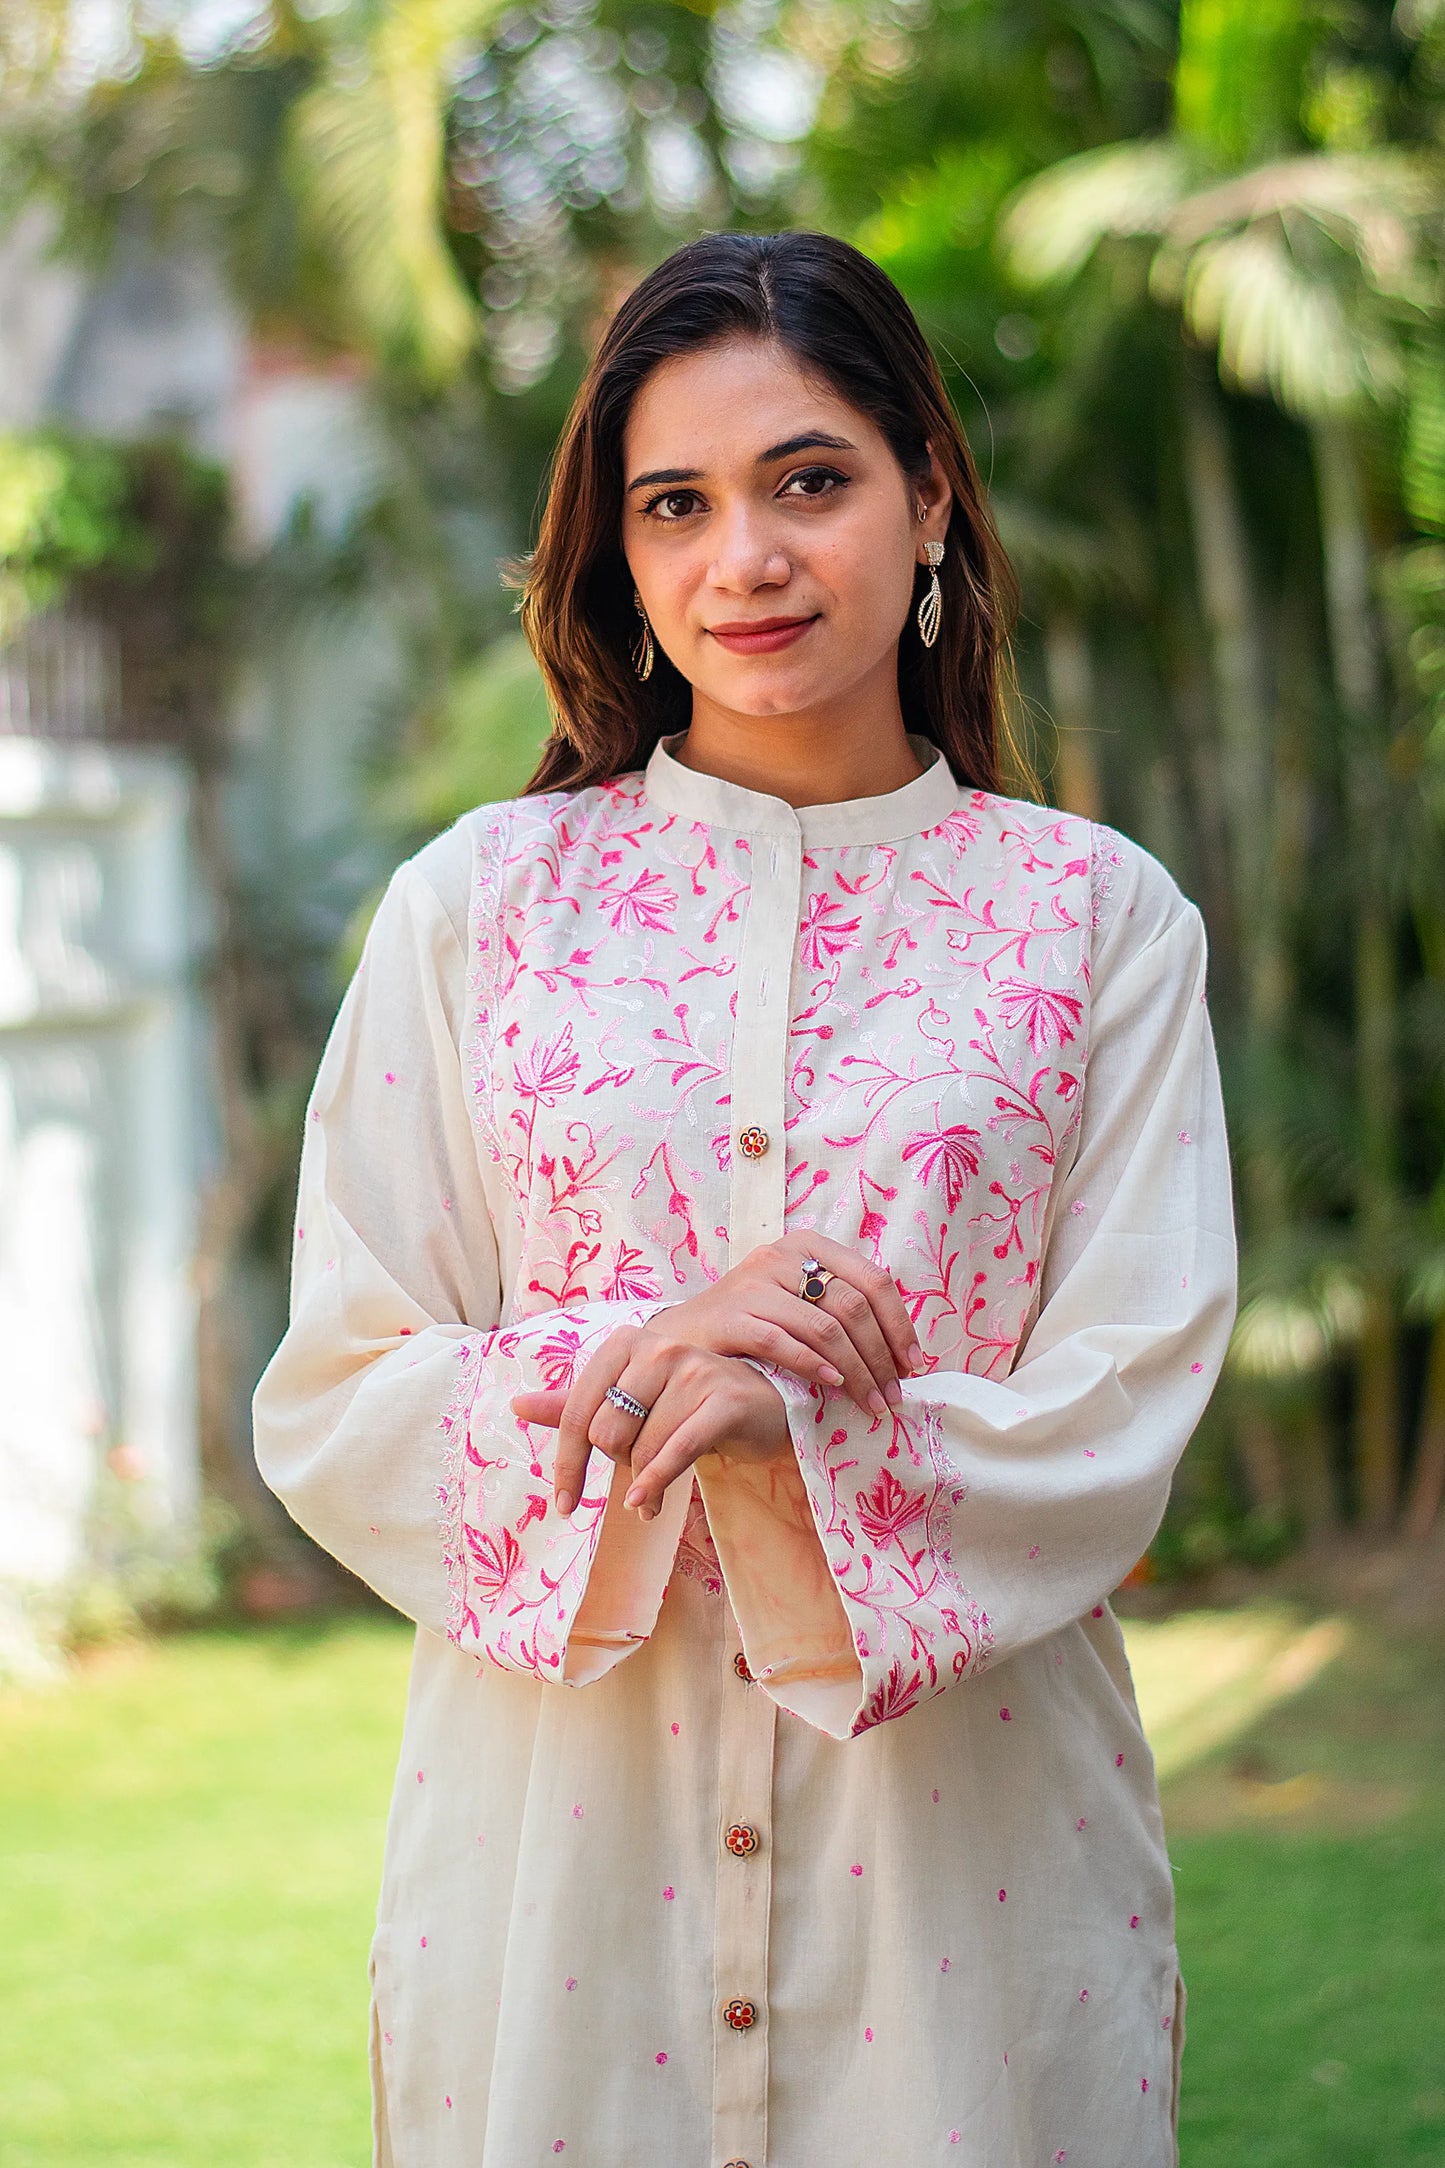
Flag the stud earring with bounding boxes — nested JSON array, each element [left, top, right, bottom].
[[632, 588, 655, 680], [917, 541, 945, 649]]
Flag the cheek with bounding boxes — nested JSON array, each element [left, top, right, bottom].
[[815, 524, 916, 639]]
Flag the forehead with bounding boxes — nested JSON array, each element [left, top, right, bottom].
[[622, 336, 888, 470]]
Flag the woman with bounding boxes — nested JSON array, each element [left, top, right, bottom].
[[254, 230, 1236, 2168]]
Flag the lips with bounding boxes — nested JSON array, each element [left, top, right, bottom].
[[707, 615, 817, 656]]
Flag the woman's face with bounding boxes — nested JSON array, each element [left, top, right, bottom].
[[620, 336, 951, 725]]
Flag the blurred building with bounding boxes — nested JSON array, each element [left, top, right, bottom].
[[0, 209, 403, 1667]]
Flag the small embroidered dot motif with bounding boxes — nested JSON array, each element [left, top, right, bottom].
[[738, 1125, 770, 1160], [998, 1889, 1007, 1903], [655, 2052, 668, 2065], [850, 1862, 863, 1877]]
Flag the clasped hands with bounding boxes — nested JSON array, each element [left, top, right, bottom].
[[509, 1235, 923, 1524]]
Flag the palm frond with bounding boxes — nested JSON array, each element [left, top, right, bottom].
[[1162, 225, 1403, 415], [291, 0, 506, 380], [1001, 139, 1189, 287]]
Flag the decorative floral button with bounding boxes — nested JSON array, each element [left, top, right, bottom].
[[737, 1125, 770, 1160], [725, 1823, 760, 1857], [732, 1650, 754, 1684], [722, 1997, 758, 2031], [723, 2160, 753, 2167]]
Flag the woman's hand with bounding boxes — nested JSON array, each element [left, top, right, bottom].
[[661, 1234, 923, 1420], [510, 1321, 791, 1520]]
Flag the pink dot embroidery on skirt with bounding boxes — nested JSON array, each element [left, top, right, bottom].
[[850, 1863, 863, 1877], [655, 2052, 668, 2065], [565, 1977, 577, 1991], [998, 1889, 1007, 1903]]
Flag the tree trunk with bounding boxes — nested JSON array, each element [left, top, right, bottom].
[[1179, 354, 1291, 1513], [1310, 415, 1402, 1531], [1404, 1313, 1445, 1541], [1042, 607, 1103, 820]]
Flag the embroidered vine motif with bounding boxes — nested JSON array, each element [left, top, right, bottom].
[[446, 776, 1097, 1717]]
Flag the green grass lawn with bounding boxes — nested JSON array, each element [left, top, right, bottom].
[[1, 1603, 1441, 2167]]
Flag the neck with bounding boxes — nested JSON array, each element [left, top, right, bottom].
[[675, 665, 925, 808]]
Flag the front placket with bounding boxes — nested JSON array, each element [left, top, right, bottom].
[[710, 816, 802, 2168]]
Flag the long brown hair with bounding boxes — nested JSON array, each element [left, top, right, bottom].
[[517, 230, 1036, 798]]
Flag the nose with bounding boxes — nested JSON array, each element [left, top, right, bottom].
[[707, 501, 791, 594]]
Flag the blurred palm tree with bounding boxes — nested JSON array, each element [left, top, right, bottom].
[[1003, 0, 1444, 1532]]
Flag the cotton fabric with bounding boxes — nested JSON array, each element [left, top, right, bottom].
[[253, 732, 1237, 2168]]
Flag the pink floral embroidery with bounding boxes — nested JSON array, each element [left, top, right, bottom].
[[901, 1122, 982, 1211], [446, 781, 1097, 1720]]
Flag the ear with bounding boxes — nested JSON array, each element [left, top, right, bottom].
[[916, 442, 953, 553]]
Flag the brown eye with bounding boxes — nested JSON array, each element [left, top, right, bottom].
[[644, 489, 703, 521], [781, 466, 848, 500]]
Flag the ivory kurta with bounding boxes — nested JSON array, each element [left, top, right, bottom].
[[253, 732, 1237, 2168]]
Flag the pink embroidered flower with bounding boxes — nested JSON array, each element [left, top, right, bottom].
[[597, 868, 678, 933], [534, 1326, 588, 1392], [854, 1659, 924, 1731], [800, 889, 862, 970], [996, 977, 1084, 1052], [901, 1121, 982, 1210], [466, 1524, 525, 1607], [514, 1024, 582, 1106], [602, 1239, 663, 1303], [854, 1466, 928, 1553]]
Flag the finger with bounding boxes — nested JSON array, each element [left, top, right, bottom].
[[552, 1332, 637, 1517], [812, 1276, 904, 1411], [623, 1406, 720, 1519], [510, 1390, 566, 1428], [744, 1291, 882, 1414], [799, 1236, 924, 1378]]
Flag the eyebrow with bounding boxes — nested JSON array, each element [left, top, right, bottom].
[[625, 431, 858, 494]]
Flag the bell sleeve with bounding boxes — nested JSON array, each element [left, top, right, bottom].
[[694, 860, 1238, 1741], [251, 847, 689, 1686]]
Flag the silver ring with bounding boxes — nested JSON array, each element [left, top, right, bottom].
[[799, 1258, 834, 1304], [604, 1385, 650, 1422]]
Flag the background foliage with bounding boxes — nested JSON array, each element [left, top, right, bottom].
[[4, 0, 1445, 1572]]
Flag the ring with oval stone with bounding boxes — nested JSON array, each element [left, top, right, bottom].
[[798, 1259, 835, 1304]]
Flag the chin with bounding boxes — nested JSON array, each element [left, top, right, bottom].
[[702, 668, 834, 719]]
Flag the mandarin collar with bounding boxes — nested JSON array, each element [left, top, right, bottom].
[[642, 730, 962, 846]]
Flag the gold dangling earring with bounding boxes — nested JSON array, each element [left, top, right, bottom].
[[917, 541, 945, 650], [632, 588, 655, 681]]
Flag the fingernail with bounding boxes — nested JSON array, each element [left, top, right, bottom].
[[885, 1381, 903, 1408], [555, 1489, 574, 1518], [868, 1389, 888, 1417], [822, 1364, 845, 1387], [624, 1486, 643, 1509], [908, 1343, 926, 1372]]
